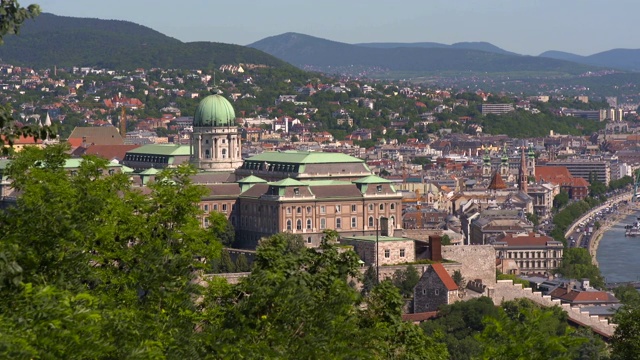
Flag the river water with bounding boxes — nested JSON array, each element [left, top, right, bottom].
[[596, 212, 640, 283]]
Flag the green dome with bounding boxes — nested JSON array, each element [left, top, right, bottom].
[[193, 92, 236, 127]]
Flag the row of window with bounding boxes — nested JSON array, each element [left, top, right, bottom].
[[202, 203, 230, 212], [285, 215, 397, 231], [383, 248, 406, 258], [285, 203, 397, 215], [505, 250, 560, 259]]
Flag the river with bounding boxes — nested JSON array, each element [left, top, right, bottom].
[[596, 211, 640, 283]]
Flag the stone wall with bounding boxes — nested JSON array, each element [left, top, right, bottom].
[[441, 245, 496, 285], [205, 272, 251, 284], [358, 262, 462, 284], [413, 267, 451, 313], [490, 280, 616, 338]]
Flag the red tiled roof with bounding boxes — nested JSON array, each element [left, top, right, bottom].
[[488, 170, 506, 190], [535, 166, 572, 184], [497, 232, 555, 246], [84, 144, 141, 161], [431, 263, 458, 291]]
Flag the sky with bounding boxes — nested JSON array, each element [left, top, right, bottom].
[[34, 0, 640, 56]]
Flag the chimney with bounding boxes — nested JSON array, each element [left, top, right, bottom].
[[429, 235, 442, 262]]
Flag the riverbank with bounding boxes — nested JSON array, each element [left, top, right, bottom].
[[589, 204, 636, 266]]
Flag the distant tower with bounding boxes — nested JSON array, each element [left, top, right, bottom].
[[527, 143, 536, 177], [499, 144, 509, 178], [190, 90, 242, 172], [482, 147, 492, 178], [120, 106, 127, 138], [519, 145, 528, 193]]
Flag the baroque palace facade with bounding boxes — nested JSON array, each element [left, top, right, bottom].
[[123, 91, 403, 248]]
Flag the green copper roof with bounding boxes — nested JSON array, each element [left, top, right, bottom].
[[194, 93, 236, 127], [270, 178, 307, 187], [126, 144, 191, 156], [246, 151, 364, 164], [352, 175, 393, 184], [140, 167, 159, 175], [120, 165, 135, 173], [237, 175, 267, 184]]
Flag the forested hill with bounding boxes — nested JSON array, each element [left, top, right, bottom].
[[248, 32, 601, 76], [0, 13, 296, 70]]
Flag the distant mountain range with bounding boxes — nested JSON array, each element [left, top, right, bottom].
[[248, 33, 598, 76], [539, 49, 640, 72], [355, 41, 519, 56], [0, 13, 295, 70]]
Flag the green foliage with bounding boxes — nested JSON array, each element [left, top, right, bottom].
[[362, 264, 378, 296], [611, 304, 640, 359], [391, 265, 420, 298], [477, 299, 587, 360], [234, 253, 251, 272], [609, 176, 633, 191], [526, 212, 540, 227], [207, 211, 235, 246], [613, 285, 640, 307], [441, 234, 452, 245], [0, 1, 40, 44], [219, 249, 236, 273], [0, 144, 222, 358], [421, 297, 501, 360], [480, 110, 605, 138], [0, 13, 298, 70], [554, 191, 570, 210], [452, 270, 465, 288], [589, 180, 607, 197], [556, 248, 604, 288]]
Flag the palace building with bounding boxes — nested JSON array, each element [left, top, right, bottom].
[[120, 91, 403, 249]]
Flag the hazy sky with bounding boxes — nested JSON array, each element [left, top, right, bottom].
[[34, 0, 639, 55]]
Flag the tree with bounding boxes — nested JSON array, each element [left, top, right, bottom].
[[555, 248, 604, 289], [391, 265, 420, 298], [611, 305, 640, 359], [477, 300, 586, 360], [0, 144, 222, 358], [554, 191, 570, 210], [219, 249, 236, 273], [441, 234, 452, 245], [452, 270, 465, 288], [235, 253, 250, 272], [207, 211, 235, 246], [361, 265, 378, 295]]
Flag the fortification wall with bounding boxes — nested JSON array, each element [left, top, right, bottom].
[[442, 245, 496, 285], [490, 280, 616, 337]]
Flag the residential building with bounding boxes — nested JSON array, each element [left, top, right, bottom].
[[480, 103, 514, 115]]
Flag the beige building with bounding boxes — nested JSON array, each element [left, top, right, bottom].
[[492, 232, 564, 275]]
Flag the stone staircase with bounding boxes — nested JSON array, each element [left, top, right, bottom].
[[487, 280, 616, 338]]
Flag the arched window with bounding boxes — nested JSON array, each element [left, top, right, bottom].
[[390, 203, 395, 210], [379, 203, 385, 211], [306, 219, 312, 229], [286, 219, 292, 231], [296, 219, 302, 230], [306, 206, 312, 214], [368, 216, 374, 227]]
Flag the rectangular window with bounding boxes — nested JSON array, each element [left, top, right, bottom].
[[351, 204, 357, 212], [377, 185, 383, 193], [400, 249, 405, 257], [320, 218, 326, 230], [287, 207, 292, 214], [434, 289, 440, 296], [335, 205, 341, 214], [222, 204, 228, 212], [213, 204, 218, 211], [307, 237, 312, 244], [351, 217, 357, 228], [336, 218, 342, 229], [368, 204, 374, 211], [203, 204, 209, 213], [384, 249, 390, 258], [320, 206, 326, 214]]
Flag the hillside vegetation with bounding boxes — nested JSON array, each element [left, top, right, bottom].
[[0, 13, 295, 70]]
